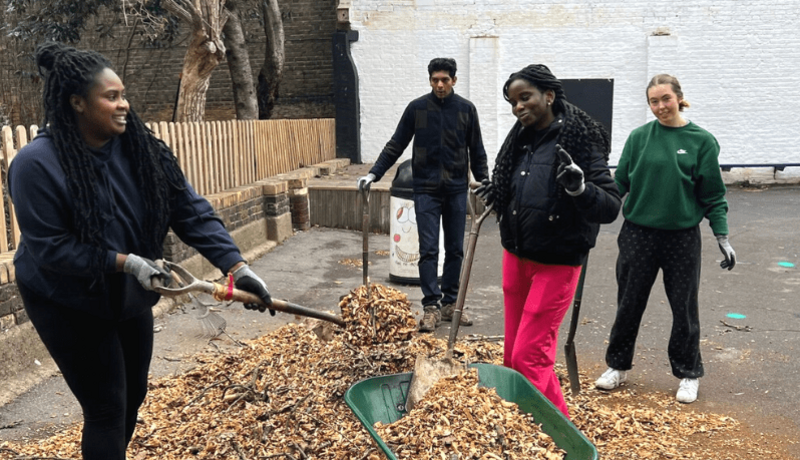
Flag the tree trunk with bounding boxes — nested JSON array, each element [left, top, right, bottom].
[[257, 0, 285, 120], [164, 0, 227, 122], [223, 0, 258, 120]]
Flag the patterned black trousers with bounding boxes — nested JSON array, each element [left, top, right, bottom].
[[605, 220, 704, 379]]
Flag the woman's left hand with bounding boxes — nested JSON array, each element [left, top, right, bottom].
[[232, 264, 275, 315], [555, 144, 585, 195], [715, 235, 736, 270]]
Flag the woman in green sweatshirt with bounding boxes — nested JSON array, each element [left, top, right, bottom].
[[594, 74, 736, 404]]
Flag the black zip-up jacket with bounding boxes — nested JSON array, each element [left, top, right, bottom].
[[500, 116, 621, 266], [369, 90, 489, 194]]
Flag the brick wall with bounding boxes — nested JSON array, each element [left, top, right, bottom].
[[1, 0, 337, 124], [347, 0, 800, 180], [162, 187, 269, 265], [0, 284, 24, 331]]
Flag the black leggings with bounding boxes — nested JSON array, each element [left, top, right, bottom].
[[18, 282, 154, 460]]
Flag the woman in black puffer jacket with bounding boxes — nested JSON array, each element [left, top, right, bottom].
[[477, 64, 620, 418]]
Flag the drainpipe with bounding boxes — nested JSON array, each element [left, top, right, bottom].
[[333, 3, 361, 164]]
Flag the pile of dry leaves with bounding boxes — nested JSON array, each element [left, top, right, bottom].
[[0, 283, 787, 460]]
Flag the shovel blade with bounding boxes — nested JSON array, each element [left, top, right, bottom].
[[565, 341, 580, 395], [405, 355, 465, 412]]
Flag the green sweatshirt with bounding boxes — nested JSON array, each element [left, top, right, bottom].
[[615, 120, 729, 235]]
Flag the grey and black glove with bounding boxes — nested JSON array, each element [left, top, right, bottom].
[[715, 235, 736, 270], [357, 173, 376, 192], [123, 254, 172, 291], [232, 264, 275, 315], [555, 144, 585, 196], [474, 178, 495, 206]]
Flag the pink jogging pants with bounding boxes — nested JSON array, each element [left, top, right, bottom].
[[502, 250, 581, 418]]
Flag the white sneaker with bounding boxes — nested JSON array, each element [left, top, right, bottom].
[[595, 368, 627, 390], [676, 378, 699, 403]]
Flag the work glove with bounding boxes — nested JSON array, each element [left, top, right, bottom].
[[123, 254, 172, 291], [473, 178, 495, 206], [715, 235, 736, 270], [357, 173, 376, 192], [555, 144, 585, 196], [232, 264, 275, 315]]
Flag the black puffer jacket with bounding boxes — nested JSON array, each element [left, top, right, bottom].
[[499, 116, 621, 266]]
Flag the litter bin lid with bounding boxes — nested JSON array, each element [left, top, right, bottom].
[[390, 159, 414, 199]]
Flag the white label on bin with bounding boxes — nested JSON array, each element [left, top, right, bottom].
[[389, 197, 444, 279]]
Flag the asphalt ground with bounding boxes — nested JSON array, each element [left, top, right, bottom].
[[1, 184, 799, 458]]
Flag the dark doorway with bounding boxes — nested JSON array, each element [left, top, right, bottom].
[[561, 79, 614, 138]]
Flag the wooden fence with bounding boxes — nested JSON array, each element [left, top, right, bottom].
[[0, 118, 336, 253]]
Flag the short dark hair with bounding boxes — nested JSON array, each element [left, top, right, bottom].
[[428, 58, 457, 78]]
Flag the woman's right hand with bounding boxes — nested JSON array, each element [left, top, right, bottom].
[[123, 254, 173, 291], [473, 179, 495, 206]]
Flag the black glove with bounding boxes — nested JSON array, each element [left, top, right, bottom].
[[555, 144, 585, 196], [123, 254, 172, 291], [473, 178, 495, 206], [232, 265, 275, 315], [715, 235, 736, 271]]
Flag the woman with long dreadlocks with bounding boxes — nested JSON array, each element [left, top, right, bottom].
[[7, 42, 273, 460], [475, 64, 620, 417]]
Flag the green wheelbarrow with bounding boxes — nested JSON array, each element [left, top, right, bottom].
[[344, 363, 598, 460]]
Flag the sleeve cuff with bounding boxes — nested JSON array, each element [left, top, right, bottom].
[[218, 253, 246, 274], [565, 183, 586, 197], [105, 251, 118, 273]]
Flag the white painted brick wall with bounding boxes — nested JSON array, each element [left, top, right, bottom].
[[349, 0, 800, 182]]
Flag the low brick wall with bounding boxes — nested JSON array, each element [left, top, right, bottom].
[[0, 158, 350, 406]]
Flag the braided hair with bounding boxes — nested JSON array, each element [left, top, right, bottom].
[[35, 41, 185, 262], [491, 64, 610, 218]]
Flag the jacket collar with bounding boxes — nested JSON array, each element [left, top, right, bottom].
[[428, 89, 456, 105]]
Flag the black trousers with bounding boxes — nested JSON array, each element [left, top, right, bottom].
[[18, 282, 154, 460], [605, 220, 704, 379]]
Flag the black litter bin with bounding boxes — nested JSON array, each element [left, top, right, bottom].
[[388, 160, 444, 284]]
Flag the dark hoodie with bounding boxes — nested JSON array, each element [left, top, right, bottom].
[[8, 131, 243, 320]]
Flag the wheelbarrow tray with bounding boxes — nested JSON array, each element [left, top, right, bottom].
[[344, 362, 597, 460]]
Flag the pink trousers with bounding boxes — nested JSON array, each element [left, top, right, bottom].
[[502, 250, 581, 418]]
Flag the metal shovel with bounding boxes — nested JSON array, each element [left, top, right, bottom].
[[564, 255, 588, 396], [155, 260, 346, 328], [405, 188, 493, 412]]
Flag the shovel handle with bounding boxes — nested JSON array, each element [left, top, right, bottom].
[[221, 285, 346, 328]]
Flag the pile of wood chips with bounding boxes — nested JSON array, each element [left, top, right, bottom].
[[338, 284, 417, 346], [0, 283, 785, 460], [567, 383, 745, 459], [375, 368, 566, 460]]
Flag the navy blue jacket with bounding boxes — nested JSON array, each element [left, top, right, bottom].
[[369, 90, 489, 194], [499, 116, 621, 266], [8, 132, 243, 319]]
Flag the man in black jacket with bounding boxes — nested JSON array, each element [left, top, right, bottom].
[[357, 57, 489, 332]]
